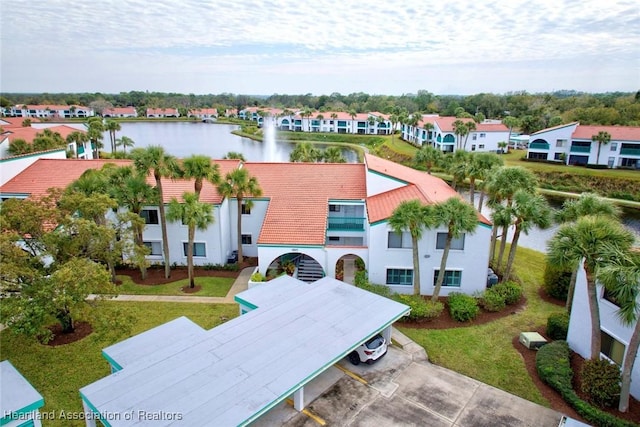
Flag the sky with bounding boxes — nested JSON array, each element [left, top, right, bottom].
[[1, 0, 639, 96]]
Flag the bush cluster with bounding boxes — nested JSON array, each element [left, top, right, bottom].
[[581, 359, 621, 408], [203, 263, 239, 271], [479, 288, 506, 312], [447, 292, 479, 322], [393, 295, 443, 321], [543, 262, 572, 301], [250, 271, 265, 282], [536, 341, 635, 427], [546, 312, 569, 340], [492, 280, 523, 305]]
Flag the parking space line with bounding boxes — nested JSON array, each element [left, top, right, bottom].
[[285, 399, 327, 426], [334, 364, 368, 385]]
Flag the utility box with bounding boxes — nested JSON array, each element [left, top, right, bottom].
[[519, 332, 547, 350]]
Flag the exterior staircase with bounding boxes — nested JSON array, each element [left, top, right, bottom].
[[296, 257, 324, 283]]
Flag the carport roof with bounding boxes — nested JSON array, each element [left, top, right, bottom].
[[80, 277, 409, 426]]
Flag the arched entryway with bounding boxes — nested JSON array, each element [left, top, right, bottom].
[[265, 253, 325, 283], [335, 254, 365, 285]]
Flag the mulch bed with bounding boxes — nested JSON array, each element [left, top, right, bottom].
[[45, 321, 93, 346], [116, 265, 240, 285]]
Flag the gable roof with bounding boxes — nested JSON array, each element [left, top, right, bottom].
[[572, 125, 640, 141], [0, 117, 41, 128], [1, 125, 83, 144]]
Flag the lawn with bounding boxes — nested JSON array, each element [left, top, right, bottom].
[[0, 302, 238, 427], [398, 246, 565, 407], [115, 274, 234, 297]]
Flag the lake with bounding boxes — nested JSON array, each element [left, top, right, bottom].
[[103, 121, 358, 162]]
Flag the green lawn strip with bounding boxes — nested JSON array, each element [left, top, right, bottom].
[[398, 246, 564, 407], [0, 302, 238, 427], [115, 274, 234, 297]]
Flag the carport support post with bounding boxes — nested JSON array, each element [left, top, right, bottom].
[[293, 386, 304, 411], [382, 326, 392, 346], [82, 400, 97, 427]]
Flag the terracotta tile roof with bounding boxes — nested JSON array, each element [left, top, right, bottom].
[[531, 122, 579, 136], [161, 159, 241, 204], [0, 117, 40, 128], [364, 154, 491, 225], [15, 104, 89, 111], [188, 108, 218, 116], [103, 107, 137, 115], [243, 162, 367, 245], [146, 108, 179, 115], [572, 125, 640, 141], [2, 125, 83, 144]]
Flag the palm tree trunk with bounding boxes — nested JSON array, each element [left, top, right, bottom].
[[489, 226, 498, 262], [156, 177, 171, 279], [585, 267, 602, 359], [188, 225, 195, 288], [236, 198, 243, 266], [135, 226, 147, 280], [619, 320, 640, 412], [596, 143, 601, 164], [477, 190, 485, 212], [504, 225, 521, 280], [412, 237, 421, 296], [433, 235, 452, 302], [497, 226, 509, 269], [565, 265, 578, 312], [469, 178, 475, 206]]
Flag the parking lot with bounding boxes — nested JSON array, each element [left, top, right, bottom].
[[255, 345, 563, 427]]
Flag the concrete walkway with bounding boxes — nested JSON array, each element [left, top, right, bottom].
[[90, 266, 254, 304]]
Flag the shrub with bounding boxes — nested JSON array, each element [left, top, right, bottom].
[[354, 270, 368, 287], [250, 271, 265, 282], [546, 312, 569, 340], [536, 341, 635, 427], [480, 288, 506, 312], [543, 262, 572, 301], [354, 257, 365, 270], [358, 281, 395, 299], [394, 294, 443, 321], [581, 359, 621, 408], [203, 263, 239, 272], [447, 292, 479, 322], [492, 280, 523, 305]]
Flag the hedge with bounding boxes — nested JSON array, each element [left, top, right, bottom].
[[448, 292, 479, 322]]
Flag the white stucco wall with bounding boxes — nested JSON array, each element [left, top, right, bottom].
[[568, 266, 640, 399], [527, 124, 577, 161], [226, 198, 269, 258], [0, 150, 67, 185], [468, 130, 509, 153], [257, 246, 327, 278], [365, 170, 405, 197]]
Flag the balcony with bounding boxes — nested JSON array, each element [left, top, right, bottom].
[[528, 142, 550, 150], [570, 145, 591, 153], [620, 147, 640, 156], [327, 217, 365, 231]]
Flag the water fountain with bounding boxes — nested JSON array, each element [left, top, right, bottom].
[[263, 116, 277, 162]]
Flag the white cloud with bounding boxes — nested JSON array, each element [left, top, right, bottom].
[[1, 0, 638, 94]]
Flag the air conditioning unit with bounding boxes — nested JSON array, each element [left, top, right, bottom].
[[519, 332, 547, 350]]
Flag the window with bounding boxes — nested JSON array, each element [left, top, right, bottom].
[[241, 234, 252, 245], [143, 241, 162, 256], [472, 134, 477, 140], [601, 330, 625, 365], [610, 142, 618, 151], [480, 133, 486, 138], [388, 231, 411, 248], [556, 139, 567, 147], [478, 144, 485, 149], [433, 270, 462, 287], [436, 233, 465, 250], [386, 269, 413, 286], [182, 242, 206, 257], [471, 145, 476, 151], [329, 205, 341, 212], [554, 153, 564, 161], [241, 203, 251, 215], [141, 209, 159, 224], [328, 236, 340, 242]]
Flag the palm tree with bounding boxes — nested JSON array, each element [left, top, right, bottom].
[[323, 146, 346, 163], [453, 119, 467, 151], [592, 131, 612, 165], [497, 141, 508, 154], [115, 136, 135, 156], [462, 121, 476, 150], [132, 146, 181, 279], [290, 142, 321, 162], [301, 107, 313, 132], [415, 145, 443, 175], [447, 150, 470, 190], [330, 112, 338, 132], [432, 198, 478, 301], [472, 152, 503, 211], [182, 155, 221, 199], [105, 120, 121, 153], [556, 194, 621, 311], [222, 151, 246, 161], [389, 200, 433, 296], [66, 131, 89, 158], [217, 167, 262, 267], [547, 216, 635, 359], [597, 248, 640, 413], [503, 190, 552, 280], [502, 116, 521, 149], [86, 117, 104, 159], [166, 192, 214, 288]]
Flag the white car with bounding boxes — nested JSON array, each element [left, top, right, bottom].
[[348, 334, 388, 365]]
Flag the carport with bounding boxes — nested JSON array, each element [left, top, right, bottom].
[[79, 276, 409, 426]]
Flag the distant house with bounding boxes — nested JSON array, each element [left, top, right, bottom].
[[402, 115, 510, 153], [526, 123, 640, 169], [273, 110, 392, 135], [103, 106, 138, 118], [1, 154, 491, 298], [7, 105, 94, 119], [188, 108, 218, 120], [567, 264, 640, 400], [146, 108, 179, 118]]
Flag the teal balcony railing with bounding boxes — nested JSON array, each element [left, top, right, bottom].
[[570, 145, 591, 153], [529, 142, 549, 150], [620, 147, 640, 156], [327, 217, 365, 231]]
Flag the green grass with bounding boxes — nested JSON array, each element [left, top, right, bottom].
[[115, 274, 234, 297], [0, 302, 238, 427], [398, 246, 565, 407]]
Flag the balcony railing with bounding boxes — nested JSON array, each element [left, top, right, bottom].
[[620, 147, 640, 156], [327, 217, 365, 231], [528, 142, 549, 150], [570, 145, 591, 153]]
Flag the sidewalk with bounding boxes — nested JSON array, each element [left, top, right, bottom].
[[89, 266, 254, 304]]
